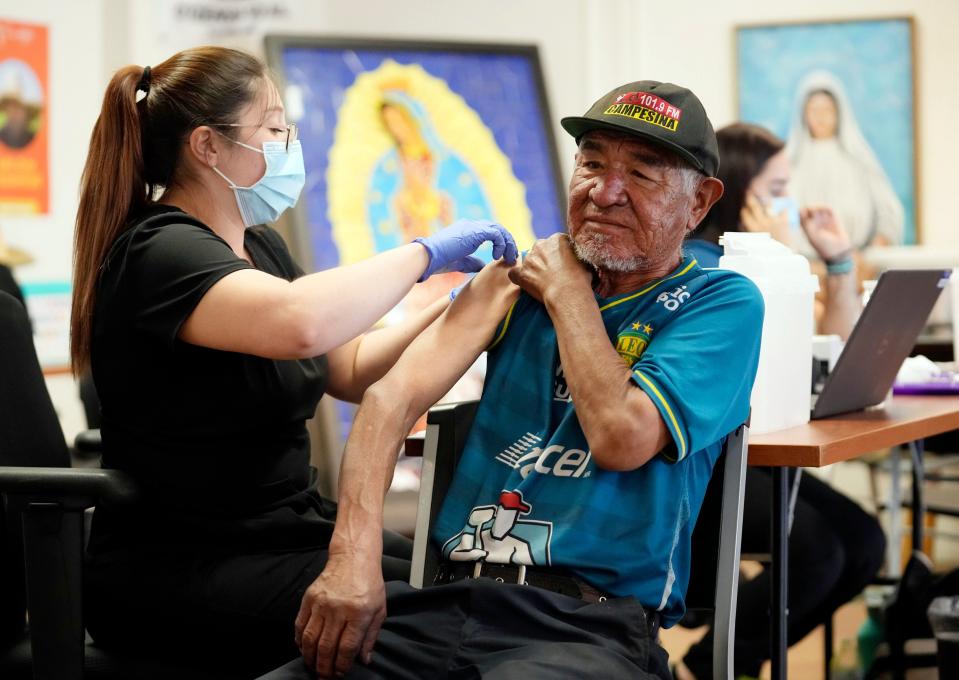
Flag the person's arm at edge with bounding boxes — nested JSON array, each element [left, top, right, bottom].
[[295, 261, 519, 678], [801, 205, 859, 341], [818, 262, 858, 341]]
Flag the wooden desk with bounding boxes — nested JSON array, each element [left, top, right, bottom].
[[750, 395, 959, 467], [746, 395, 959, 680]]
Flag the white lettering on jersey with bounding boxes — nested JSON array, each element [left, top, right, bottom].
[[656, 284, 690, 311], [494, 432, 543, 468], [496, 444, 592, 479]]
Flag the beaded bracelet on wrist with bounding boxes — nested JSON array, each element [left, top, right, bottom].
[[825, 257, 854, 275]]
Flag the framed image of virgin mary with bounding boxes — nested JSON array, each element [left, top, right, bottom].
[[736, 17, 918, 245]]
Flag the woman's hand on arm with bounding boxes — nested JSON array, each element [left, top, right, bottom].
[[294, 261, 519, 677], [415, 220, 518, 281]]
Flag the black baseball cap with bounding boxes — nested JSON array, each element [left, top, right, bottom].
[[561, 80, 719, 177]]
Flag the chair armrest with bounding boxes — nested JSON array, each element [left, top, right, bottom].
[[410, 401, 480, 588], [1, 466, 137, 679], [0, 467, 138, 508], [73, 428, 102, 454], [404, 431, 426, 458]]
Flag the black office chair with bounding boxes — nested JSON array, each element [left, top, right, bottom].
[[408, 400, 750, 680], [0, 291, 223, 679]]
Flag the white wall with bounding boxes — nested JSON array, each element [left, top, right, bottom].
[[635, 0, 959, 247]]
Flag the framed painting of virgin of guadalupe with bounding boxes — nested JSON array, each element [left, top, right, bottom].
[[736, 17, 918, 246]]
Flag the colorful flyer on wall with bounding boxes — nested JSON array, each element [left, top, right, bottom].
[[0, 19, 49, 215]]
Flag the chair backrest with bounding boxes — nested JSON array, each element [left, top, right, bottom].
[[0, 291, 72, 655], [0, 291, 70, 469], [410, 399, 749, 680], [706, 424, 749, 680]]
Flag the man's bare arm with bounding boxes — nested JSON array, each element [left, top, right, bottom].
[[333, 261, 518, 559], [294, 261, 518, 679], [546, 282, 670, 470], [509, 235, 670, 471]]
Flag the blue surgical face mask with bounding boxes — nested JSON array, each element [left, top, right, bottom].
[[213, 139, 305, 227], [765, 196, 801, 232]]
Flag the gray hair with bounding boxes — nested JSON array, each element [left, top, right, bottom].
[[675, 165, 702, 194]]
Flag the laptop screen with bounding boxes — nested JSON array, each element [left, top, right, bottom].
[[812, 269, 951, 419]]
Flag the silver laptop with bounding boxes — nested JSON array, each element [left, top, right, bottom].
[[811, 269, 952, 420]]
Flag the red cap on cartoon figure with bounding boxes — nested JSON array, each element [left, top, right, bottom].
[[498, 490, 531, 513]]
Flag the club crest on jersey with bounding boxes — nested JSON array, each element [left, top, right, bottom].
[[616, 321, 653, 365]]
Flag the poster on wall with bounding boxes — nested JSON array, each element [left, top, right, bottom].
[[0, 18, 48, 215], [737, 17, 917, 246]]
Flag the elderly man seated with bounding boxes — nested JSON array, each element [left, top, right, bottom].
[[264, 80, 764, 680]]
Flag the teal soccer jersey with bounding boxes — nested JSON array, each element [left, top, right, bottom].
[[431, 255, 764, 626]]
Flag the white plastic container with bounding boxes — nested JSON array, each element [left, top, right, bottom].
[[719, 232, 820, 435]]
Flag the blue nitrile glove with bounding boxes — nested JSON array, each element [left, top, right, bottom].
[[413, 220, 518, 283]]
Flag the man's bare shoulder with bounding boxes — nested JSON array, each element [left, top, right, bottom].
[[451, 259, 520, 312]]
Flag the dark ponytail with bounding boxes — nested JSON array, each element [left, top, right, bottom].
[[71, 47, 265, 374]]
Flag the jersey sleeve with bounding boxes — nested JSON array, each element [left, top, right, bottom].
[[487, 296, 521, 351], [630, 272, 764, 461], [111, 220, 252, 348]]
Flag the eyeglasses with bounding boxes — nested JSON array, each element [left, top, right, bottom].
[[209, 122, 298, 151]]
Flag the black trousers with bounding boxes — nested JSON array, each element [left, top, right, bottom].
[[683, 468, 886, 678], [261, 579, 671, 680], [85, 526, 412, 678]]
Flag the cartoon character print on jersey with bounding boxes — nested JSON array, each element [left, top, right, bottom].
[[442, 489, 553, 566]]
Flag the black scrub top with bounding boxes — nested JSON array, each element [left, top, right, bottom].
[[89, 205, 330, 552]]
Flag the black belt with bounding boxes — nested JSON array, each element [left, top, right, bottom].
[[433, 561, 660, 637]]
